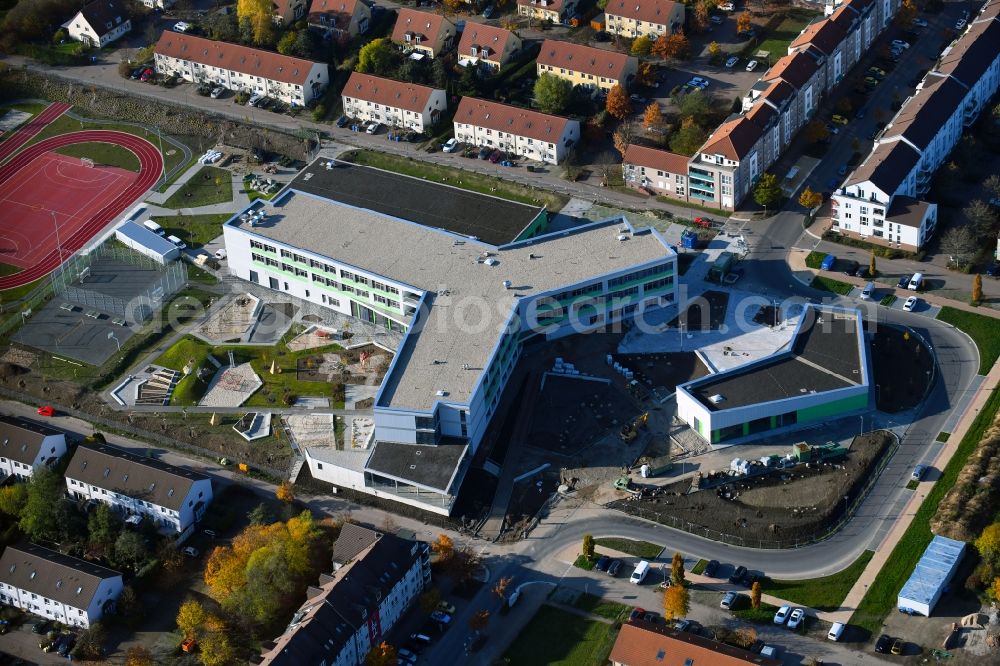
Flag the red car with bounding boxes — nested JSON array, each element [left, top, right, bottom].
[[488, 150, 503, 163], [139, 68, 153, 82], [693, 217, 711, 228], [36, 406, 55, 417]]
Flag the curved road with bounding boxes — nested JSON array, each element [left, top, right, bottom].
[[0, 129, 163, 290]]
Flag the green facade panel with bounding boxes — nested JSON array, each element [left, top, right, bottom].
[[796, 391, 869, 422]]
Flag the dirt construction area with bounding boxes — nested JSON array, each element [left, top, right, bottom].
[[609, 431, 895, 548], [526, 375, 639, 454]]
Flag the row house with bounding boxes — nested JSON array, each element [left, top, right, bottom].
[[536, 40, 638, 92], [307, 0, 371, 38], [622, 145, 690, 199], [517, 0, 577, 24], [0, 416, 66, 481], [272, 0, 308, 25], [457, 24, 523, 72], [832, 3, 1000, 250], [64, 441, 213, 534], [0, 543, 122, 629], [604, 0, 685, 39], [153, 33, 329, 105], [453, 97, 580, 165], [391, 8, 456, 59], [342, 72, 447, 132], [257, 524, 430, 666], [62, 0, 131, 48]]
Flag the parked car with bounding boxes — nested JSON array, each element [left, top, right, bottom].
[[703, 559, 720, 577], [838, 164, 849, 176], [725, 56, 738, 68], [430, 610, 451, 625], [891, 39, 910, 49], [437, 601, 456, 614], [210, 86, 225, 99], [488, 149, 503, 163], [828, 622, 846, 641], [891, 638, 904, 655], [903, 296, 918, 312], [478, 146, 492, 159], [247, 93, 264, 107], [140, 68, 154, 82], [182, 546, 199, 558], [629, 607, 646, 622], [499, 159, 514, 167], [842, 260, 859, 276], [593, 30, 611, 42], [336, 115, 349, 128], [607, 559, 623, 576], [831, 114, 849, 125], [629, 94, 647, 104], [710, 16, 724, 25], [787, 608, 805, 629], [986, 263, 1000, 278], [31, 620, 50, 634], [595, 555, 611, 572], [167, 235, 187, 249], [855, 266, 868, 279], [365, 122, 381, 134], [173, 21, 191, 32], [720, 592, 738, 610], [911, 464, 927, 480], [214, 249, 228, 260], [130, 67, 143, 80], [718, 1, 734, 9], [869, 67, 887, 78], [689, 77, 709, 88], [482, 4, 495, 17], [875, 634, 892, 653], [774, 605, 791, 625], [729, 566, 747, 584], [897, 274, 911, 288], [398, 648, 418, 663], [36, 405, 55, 417], [642, 610, 659, 623], [954, 18, 967, 30], [442, 138, 460, 153], [745, 59, 759, 71]]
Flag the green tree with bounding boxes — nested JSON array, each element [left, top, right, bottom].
[[200, 630, 236, 666], [458, 65, 483, 97], [114, 530, 150, 572], [0, 483, 27, 516], [534, 73, 573, 114], [276, 30, 298, 55], [707, 41, 721, 59], [176, 599, 209, 640], [357, 38, 398, 75], [237, 0, 275, 45], [88, 503, 122, 552], [582, 534, 595, 559], [19, 467, 65, 542], [432, 59, 449, 90], [247, 502, 274, 526], [71, 622, 107, 661], [292, 29, 317, 58], [972, 273, 984, 305], [984, 174, 1000, 201], [803, 120, 830, 144], [753, 173, 782, 214], [670, 552, 685, 586], [631, 35, 653, 57], [669, 122, 708, 156], [676, 88, 710, 121]]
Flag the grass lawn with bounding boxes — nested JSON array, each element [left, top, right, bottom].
[[747, 11, 819, 59], [54, 141, 140, 172], [157, 154, 198, 193], [812, 275, 854, 295], [880, 294, 897, 307], [0, 275, 45, 301], [163, 166, 232, 209], [691, 559, 709, 575], [733, 600, 780, 624], [341, 149, 568, 212], [27, 112, 188, 181], [936, 432, 950, 443], [152, 333, 347, 408], [850, 386, 1000, 635], [502, 605, 619, 666], [243, 175, 280, 202], [766, 550, 873, 611], [572, 593, 631, 621], [574, 554, 597, 570], [151, 213, 231, 248], [905, 480, 919, 490], [0, 263, 21, 277], [595, 537, 663, 559], [936, 306, 1000, 374], [805, 250, 826, 269]]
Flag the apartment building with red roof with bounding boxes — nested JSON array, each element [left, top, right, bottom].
[[341, 72, 447, 132], [391, 8, 457, 58], [536, 39, 638, 91], [457, 24, 523, 71], [453, 97, 580, 164], [604, 0, 685, 39], [153, 33, 329, 105]]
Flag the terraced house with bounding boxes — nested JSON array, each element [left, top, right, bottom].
[[536, 40, 638, 91], [64, 442, 213, 535], [153, 33, 329, 105], [391, 8, 456, 59], [341, 72, 447, 132], [307, 0, 370, 38], [453, 97, 580, 165], [603, 0, 685, 39], [832, 0, 1000, 250], [517, 0, 577, 24], [272, 0, 308, 24], [62, 0, 131, 48], [0, 416, 66, 481], [222, 159, 678, 514], [0, 543, 123, 629], [622, 0, 900, 209], [457, 23, 523, 71]]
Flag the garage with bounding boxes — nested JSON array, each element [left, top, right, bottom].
[[897, 535, 966, 617]]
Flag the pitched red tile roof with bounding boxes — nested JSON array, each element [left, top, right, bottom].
[[604, 0, 682, 26], [610, 622, 782, 666], [342, 72, 440, 113], [763, 50, 821, 90], [307, 0, 363, 30], [700, 116, 762, 161], [455, 97, 572, 143], [457, 23, 517, 60], [391, 8, 454, 45], [537, 40, 635, 81], [788, 16, 845, 55], [623, 144, 689, 175], [154, 32, 321, 85]]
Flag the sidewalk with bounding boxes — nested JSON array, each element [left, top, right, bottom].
[[826, 359, 1000, 625]]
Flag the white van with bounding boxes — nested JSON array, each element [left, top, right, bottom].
[[908, 273, 923, 290], [142, 220, 164, 236], [861, 281, 876, 300], [630, 560, 650, 584], [828, 622, 846, 641]]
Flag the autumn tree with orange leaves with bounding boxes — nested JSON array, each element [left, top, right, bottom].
[[606, 84, 632, 120]]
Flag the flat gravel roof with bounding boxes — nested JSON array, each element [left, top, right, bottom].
[[365, 440, 468, 493]]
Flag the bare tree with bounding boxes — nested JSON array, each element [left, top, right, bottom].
[[939, 226, 979, 267]]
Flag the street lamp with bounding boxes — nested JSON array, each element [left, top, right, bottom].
[[858, 414, 864, 437]]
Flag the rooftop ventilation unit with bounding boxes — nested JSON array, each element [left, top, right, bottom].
[[436, 389, 449, 396], [709, 394, 725, 404], [502, 280, 512, 289]]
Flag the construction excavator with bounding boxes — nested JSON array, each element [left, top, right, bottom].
[[620, 412, 649, 442]]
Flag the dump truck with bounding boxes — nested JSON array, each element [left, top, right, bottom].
[[708, 251, 737, 282]]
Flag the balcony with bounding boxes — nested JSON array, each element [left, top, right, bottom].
[[963, 102, 979, 128]]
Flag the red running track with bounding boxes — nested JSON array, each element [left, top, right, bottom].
[[0, 102, 71, 165], [0, 130, 163, 290]]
